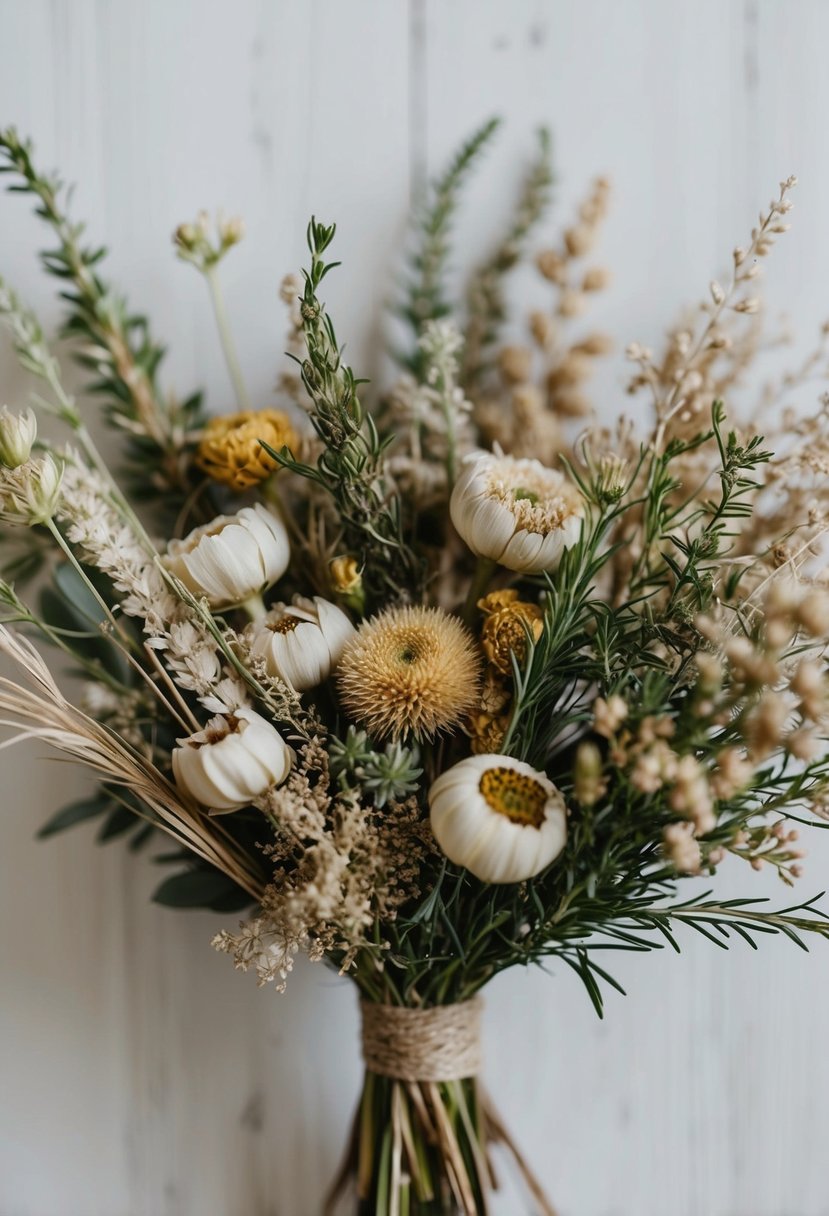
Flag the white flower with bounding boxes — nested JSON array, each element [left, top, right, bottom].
[[251, 595, 355, 691], [0, 406, 36, 468], [429, 753, 567, 883], [172, 706, 293, 813], [450, 450, 583, 573], [0, 452, 63, 526], [164, 504, 290, 608]]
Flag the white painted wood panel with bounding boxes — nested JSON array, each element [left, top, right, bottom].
[[2, 2, 829, 1213]]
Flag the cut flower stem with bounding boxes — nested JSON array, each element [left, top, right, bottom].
[[460, 557, 497, 628]]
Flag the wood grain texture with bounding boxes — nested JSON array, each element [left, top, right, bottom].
[[2, 2, 829, 1213]]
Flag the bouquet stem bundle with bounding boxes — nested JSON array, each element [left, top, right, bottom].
[[325, 1001, 556, 1216]]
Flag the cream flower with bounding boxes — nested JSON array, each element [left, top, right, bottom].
[[0, 406, 36, 469], [251, 596, 356, 691], [0, 452, 63, 526], [429, 754, 567, 883], [172, 706, 293, 813], [450, 450, 583, 573], [164, 504, 289, 609]]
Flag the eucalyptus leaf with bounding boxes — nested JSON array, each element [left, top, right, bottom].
[[38, 791, 115, 838]]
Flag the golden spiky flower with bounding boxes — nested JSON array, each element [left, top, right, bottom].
[[196, 409, 297, 490], [337, 605, 482, 741]]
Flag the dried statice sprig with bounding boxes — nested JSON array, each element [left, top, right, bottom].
[[57, 458, 243, 708], [628, 175, 798, 451], [276, 272, 306, 408], [474, 176, 612, 464]]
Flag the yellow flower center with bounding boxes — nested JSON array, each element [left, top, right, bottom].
[[268, 615, 301, 634], [479, 767, 548, 828], [484, 457, 583, 533], [193, 715, 241, 748], [392, 629, 434, 671]]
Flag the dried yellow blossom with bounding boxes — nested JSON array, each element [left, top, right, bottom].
[[329, 555, 365, 614], [478, 589, 544, 676], [469, 710, 510, 755], [196, 409, 297, 490], [330, 555, 362, 594], [480, 668, 511, 716]]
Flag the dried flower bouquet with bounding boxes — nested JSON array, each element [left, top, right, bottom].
[[2, 118, 829, 1215]]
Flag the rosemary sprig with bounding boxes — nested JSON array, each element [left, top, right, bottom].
[[263, 218, 424, 609], [0, 127, 204, 505], [399, 116, 501, 377]]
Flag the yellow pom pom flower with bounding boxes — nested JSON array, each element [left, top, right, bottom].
[[337, 605, 482, 741], [196, 409, 297, 490]]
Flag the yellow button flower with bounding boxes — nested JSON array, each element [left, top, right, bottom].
[[196, 409, 297, 490]]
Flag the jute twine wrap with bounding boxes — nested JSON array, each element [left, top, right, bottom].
[[360, 997, 483, 1082]]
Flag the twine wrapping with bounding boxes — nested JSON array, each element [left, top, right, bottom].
[[360, 998, 483, 1082]]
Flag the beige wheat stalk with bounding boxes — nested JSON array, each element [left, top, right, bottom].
[[0, 625, 264, 900]]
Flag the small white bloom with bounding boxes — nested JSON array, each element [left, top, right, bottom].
[[164, 504, 290, 608], [251, 595, 355, 691], [429, 753, 567, 884], [0, 451, 63, 526], [0, 406, 36, 468], [450, 450, 583, 573], [172, 706, 293, 813]]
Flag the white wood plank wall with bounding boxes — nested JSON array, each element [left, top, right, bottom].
[[2, 2, 829, 1213]]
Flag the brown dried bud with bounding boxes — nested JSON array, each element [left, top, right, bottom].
[[551, 391, 592, 418], [529, 310, 556, 350], [511, 383, 544, 423], [498, 344, 533, 384], [582, 266, 611, 292], [557, 290, 587, 318], [573, 332, 613, 357], [564, 225, 594, 258], [536, 249, 567, 284], [548, 351, 593, 388]]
